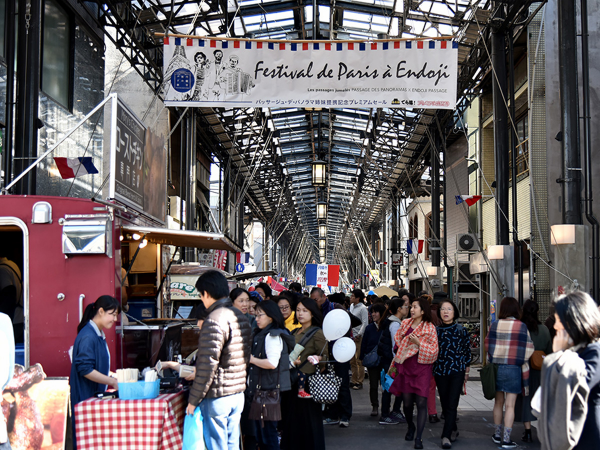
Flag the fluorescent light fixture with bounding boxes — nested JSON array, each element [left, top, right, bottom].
[[139, 239, 148, 249], [319, 239, 326, 249], [319, 249, 326, 257], [551, 224, 576, 245], [488, 245, 504, 260]]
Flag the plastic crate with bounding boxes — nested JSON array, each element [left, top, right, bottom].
[[118, 380, 160, 400], [127, 301, 156, 321]]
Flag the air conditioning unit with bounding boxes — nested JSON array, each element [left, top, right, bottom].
[[456, 233, 478, 252]]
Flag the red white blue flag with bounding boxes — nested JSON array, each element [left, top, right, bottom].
[[455, 195, 482, 206], [53, 157, 98, 179]]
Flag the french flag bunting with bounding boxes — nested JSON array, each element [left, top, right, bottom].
[[53, 157, 98, 179], [455, 195, 482, 206]]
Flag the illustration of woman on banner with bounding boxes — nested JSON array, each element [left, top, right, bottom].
[[190, 51, 211, 101]]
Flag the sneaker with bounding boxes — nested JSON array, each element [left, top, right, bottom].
[[352, 383, 363, 390], [339, 420, 349, 428], [323, 418, 340, 426], [370, 407, 378, 417], [390, 411, 407, 423], [501, 441, 517, 449], [450, 430, 459, 442], [378, 415, 400, 425], [429, 414, 440, 423], [297, 391, 312, 399], [492, 435, 502, 445], [441, 437, 452, 449]]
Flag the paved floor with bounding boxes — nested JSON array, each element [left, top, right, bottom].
[[324, 376, 542, 450]]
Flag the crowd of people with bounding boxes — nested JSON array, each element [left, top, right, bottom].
[[63, 269, 600, 450]]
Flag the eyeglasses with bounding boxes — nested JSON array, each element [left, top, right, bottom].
[[255, 313, 266, 319], [279, 305, 290, 312], [440, 308, 454, 312]]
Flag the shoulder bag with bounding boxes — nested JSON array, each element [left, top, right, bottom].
[[249, 358, 282, 426], [308, 363, 342, 404], [289, 327, 320, 385], [479, 362, 498, 400], [530, 350, 546, 371]]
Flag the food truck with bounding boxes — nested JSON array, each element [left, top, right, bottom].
[[0, 195, 240, 377]]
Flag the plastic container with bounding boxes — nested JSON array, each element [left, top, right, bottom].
[[15, 344, 24, 366], [118, 380, 160, 400], [127, 301, 156, 321]]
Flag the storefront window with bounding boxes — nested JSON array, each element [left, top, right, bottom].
[[42, 0, 71, 109], [510, 114, 529, 178]]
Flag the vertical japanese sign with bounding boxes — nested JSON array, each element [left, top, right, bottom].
[[108, 97, 167, 223], [114, 102, 145, 209]]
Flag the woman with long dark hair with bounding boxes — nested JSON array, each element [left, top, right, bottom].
[[519, 299, 552, 442], [434, 299, 471, 449], [280, 297, 328, 450], [247, 300, 295, 450], [392, 296, 439, 449], [485, 297, 534, 448]]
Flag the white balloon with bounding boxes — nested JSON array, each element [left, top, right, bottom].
[[332, 337, 356, 363], [322, 309, 351, 341]]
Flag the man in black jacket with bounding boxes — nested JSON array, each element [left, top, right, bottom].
[[187, 271, 251, 450]]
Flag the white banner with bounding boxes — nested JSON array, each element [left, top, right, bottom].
[[163, 38, 458, 109]]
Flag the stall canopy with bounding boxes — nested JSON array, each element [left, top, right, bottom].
[[121, 226, 242, 253], [228, 270, 277, 281]]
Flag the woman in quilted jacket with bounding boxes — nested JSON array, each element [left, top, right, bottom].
[[392, 296, 439, 449]]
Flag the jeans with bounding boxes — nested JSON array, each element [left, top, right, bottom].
[[381, 389, 402, 417], [254, 420, 279, 450], [367, 367, 380, 408], [350, 336, 365, 384], [325, 361, 353, 421], [199, 392, 244, 450], [435, 372, 465, 439], [0, 442, 12, 450]]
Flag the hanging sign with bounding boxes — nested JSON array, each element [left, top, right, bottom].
[[163, 38, 458, 109], [305, 264, 341, 287]]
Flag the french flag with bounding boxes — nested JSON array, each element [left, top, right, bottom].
[[53, 157, 98, 179], [455, 195, 482, 206], [305, 264, 340, 287], [236, 252, 250, 263]]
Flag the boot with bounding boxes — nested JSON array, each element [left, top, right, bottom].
[[521, 429, 533, 443]]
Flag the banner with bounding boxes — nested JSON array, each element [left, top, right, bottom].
[[305, 264, 340, 287], [163, 38, 458, 109]]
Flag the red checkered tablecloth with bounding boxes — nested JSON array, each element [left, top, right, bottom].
[[75, 391, 186, 450]]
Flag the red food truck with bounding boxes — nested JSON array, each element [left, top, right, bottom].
[[0, 195, 240, 377]]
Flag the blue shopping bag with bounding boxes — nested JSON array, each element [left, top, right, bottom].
[[183, 406, 205, 450], [380, 369, 394, 392]]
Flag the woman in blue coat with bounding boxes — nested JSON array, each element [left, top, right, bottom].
[[70, 296, 120, 446]]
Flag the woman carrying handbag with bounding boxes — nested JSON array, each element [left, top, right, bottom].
[[247, 300, 295, 450], [280, 297, 329, 450], [390, 296, 439, 449]]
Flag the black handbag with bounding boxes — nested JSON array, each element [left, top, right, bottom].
[[309, 363, 342, 404], [362, 347, 380, 368], [248, 366, 282, 426]]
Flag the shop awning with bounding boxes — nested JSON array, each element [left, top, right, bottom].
[[121, 226, 242, 253], [228, 270, 277, 281]]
